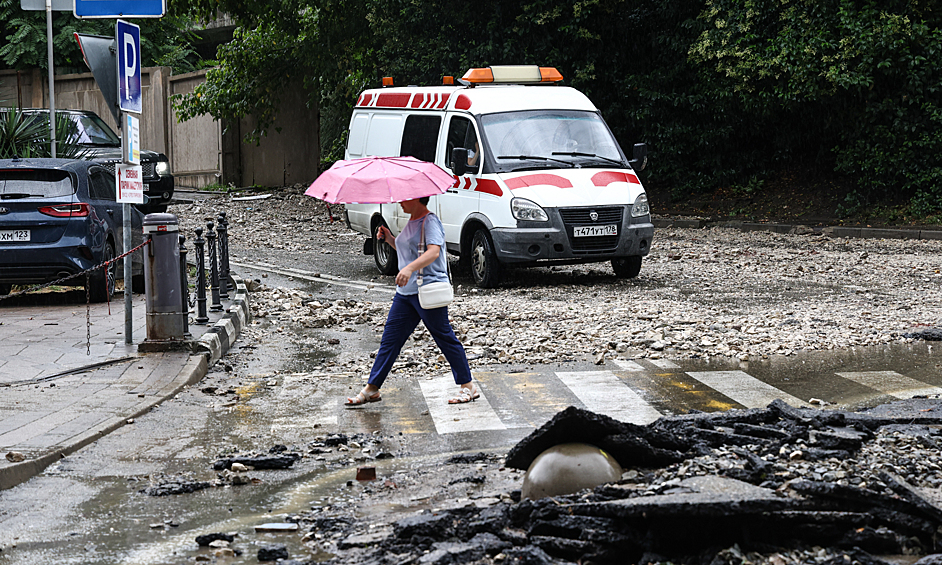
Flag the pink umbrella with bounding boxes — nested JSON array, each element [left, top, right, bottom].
[[304, 156, 455, 204]]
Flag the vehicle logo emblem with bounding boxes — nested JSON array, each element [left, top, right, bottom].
[[589, 211, 598, 222], [0, 207, 8, 215]]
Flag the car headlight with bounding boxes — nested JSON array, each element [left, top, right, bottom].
[[631, 193, 650, 217], [155, 160, 171, 176], [511, 198, 548, 222]]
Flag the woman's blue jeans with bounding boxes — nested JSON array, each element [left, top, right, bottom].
[[367, 293, 472, 389]]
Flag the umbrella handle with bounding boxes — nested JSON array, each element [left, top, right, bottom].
[[326, 203, 334, 223]]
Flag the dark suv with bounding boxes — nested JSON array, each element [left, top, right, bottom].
[[16, 109, 174, 213]]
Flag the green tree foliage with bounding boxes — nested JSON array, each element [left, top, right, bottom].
[[0, 107, 86, 158], [691, 0, 942, 213], [0, 0, 207, 74]]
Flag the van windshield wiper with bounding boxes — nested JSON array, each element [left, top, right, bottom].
[[552, 151, 624, 166], [0, 193, 32, 199], [498, 155, 574, 168]]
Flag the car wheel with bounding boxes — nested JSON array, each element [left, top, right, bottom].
[[470, 228, 501, 288], [0, 284, 11, 296], [373, 218, 398, 276], [89, 242, 117, 302], [612, 256, 642, 279]]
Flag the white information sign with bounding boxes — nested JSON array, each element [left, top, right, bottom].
[[123, 113, 140, 164], [116, 164, 144, 204]]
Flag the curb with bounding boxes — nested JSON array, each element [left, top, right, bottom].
[[653, 217, 942, 241], [192, 275, 251, 367], [0, 355, 207, 491]]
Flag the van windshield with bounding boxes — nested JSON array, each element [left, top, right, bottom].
[[480, 110, 626, 173]]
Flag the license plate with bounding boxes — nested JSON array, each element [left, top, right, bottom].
[[0, 230, 29, 242], [572, 225, 617, 237]]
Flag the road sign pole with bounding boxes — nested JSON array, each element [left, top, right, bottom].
[[45, 0, 56, 157]]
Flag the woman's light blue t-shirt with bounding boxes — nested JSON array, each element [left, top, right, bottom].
[[394, 213, 449, 295]]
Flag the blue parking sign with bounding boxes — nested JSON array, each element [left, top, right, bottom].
[[117, 20, 141, 114]]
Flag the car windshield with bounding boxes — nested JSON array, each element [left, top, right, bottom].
[[0, 170, 74, 198], [71, 114, 120, 146], [480, 110, 626, 173]]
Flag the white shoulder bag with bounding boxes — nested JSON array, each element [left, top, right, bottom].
[[416, 215, 454, 309]]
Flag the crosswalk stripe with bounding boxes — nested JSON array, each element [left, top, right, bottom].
[[555, 371, 663, 425], [835, 371, 942, 399], [685, 371, 811, 409], [418, 377, 506, 434], [650, 359, 681, 370], [271, 373, 338, 434], [612, 359, 645, 372]]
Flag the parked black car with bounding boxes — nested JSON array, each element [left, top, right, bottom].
[[0, 158, 143, 302], [13, 108, 174, 214]]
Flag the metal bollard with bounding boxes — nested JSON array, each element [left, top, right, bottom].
[[217, 211, 231, 296], [206, 221, 223, 311], [193, 227, 209, 324], [142, 213, 184, 342], [216, 212, 235, 298], [179, 234, 190, 337]]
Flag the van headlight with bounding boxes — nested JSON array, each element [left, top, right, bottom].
[[155, 160, 171, 176], [631, 193, 650, 217], [511, 198, 548, 222]]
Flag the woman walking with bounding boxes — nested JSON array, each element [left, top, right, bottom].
[[345, 197, 478, 406]]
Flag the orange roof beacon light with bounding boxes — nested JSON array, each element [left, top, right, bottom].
[[382, 76, 394, 87], [460, 65, 564, 86], [442, 76, 455, 85]]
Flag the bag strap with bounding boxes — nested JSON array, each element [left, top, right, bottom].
[[417, 214, 450, 286]]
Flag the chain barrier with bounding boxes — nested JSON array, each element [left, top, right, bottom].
[[0, 239, 151, 354]]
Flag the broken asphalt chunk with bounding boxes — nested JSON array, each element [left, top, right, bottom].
[[212, 452, 300, 471]]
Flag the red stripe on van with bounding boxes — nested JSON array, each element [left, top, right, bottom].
[[410, 94, 426, 108], [437, 93, 453, 108], [474, 179, 502, 196], [504, 174, 573, 190], [591, 171, 640, 186], [377, 93, 411, 108], [455, 94, 472, 110], [357, 93, 373, 107]]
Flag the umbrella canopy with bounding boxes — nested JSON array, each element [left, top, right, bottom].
[[304, 156, 456, 204]]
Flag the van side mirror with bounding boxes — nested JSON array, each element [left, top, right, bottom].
[[629, 143, 648, 172], [451, 147, 469, 176]]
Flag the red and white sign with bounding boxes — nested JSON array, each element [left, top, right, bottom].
[[116, 164, 144, 204]]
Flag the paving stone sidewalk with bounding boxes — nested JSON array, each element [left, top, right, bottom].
[[0, 279, 250, 490]]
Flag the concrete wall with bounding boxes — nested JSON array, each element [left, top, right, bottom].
[[0, 67, 320, 189]]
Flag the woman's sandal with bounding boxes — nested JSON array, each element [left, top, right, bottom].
[[448, 383, 480, 404], [345, 389, 382, 407]]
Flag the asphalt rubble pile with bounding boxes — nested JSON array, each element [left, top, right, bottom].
[[288, 398, 942, 565]]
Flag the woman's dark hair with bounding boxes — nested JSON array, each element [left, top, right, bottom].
[[419, 196, 430, 205]]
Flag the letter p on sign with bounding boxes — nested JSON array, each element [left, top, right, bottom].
[[116, 20, 141, 114]]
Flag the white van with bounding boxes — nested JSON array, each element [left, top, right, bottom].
[[343, 65, 653, 288]]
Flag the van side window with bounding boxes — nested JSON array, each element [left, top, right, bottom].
[[400, 115, 441, 163], [446, 116, 480, 174]]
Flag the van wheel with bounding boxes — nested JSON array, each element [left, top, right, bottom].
[[89, 242, 117, 302], [470, 228, 501, 288], [373, 219, 398, 276], [612, 256, 642, 279]]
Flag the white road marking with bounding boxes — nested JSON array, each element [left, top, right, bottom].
[[555, 370, 663, 425], [685, 371, 810, 408], [418, 377, 506, 434], [270, 373, 338, 433], [650, 359, 681, 370], [230, 260, 395, 294], [612, 359, 645, 372], [835, 371, 942, 399]]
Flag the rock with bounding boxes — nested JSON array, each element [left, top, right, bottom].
[[195, 533, 235, 546], [257, 543, 289, 561], [5, 452, 24, 462]]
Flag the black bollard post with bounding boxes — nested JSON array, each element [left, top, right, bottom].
[[179, 234, 190, 337], [216, 211, 230, 300], [207, 221, 223, 311], [194, 227, 209, 324]]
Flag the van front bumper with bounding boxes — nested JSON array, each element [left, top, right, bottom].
[[489, 212, 654, 266]]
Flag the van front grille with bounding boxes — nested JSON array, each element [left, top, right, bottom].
[[559, 206, 624, 254]]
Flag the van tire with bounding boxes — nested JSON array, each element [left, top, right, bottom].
[[373, 219, 398, 276], [470, 228, 501, 288], [612, 256, 642, 279]]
